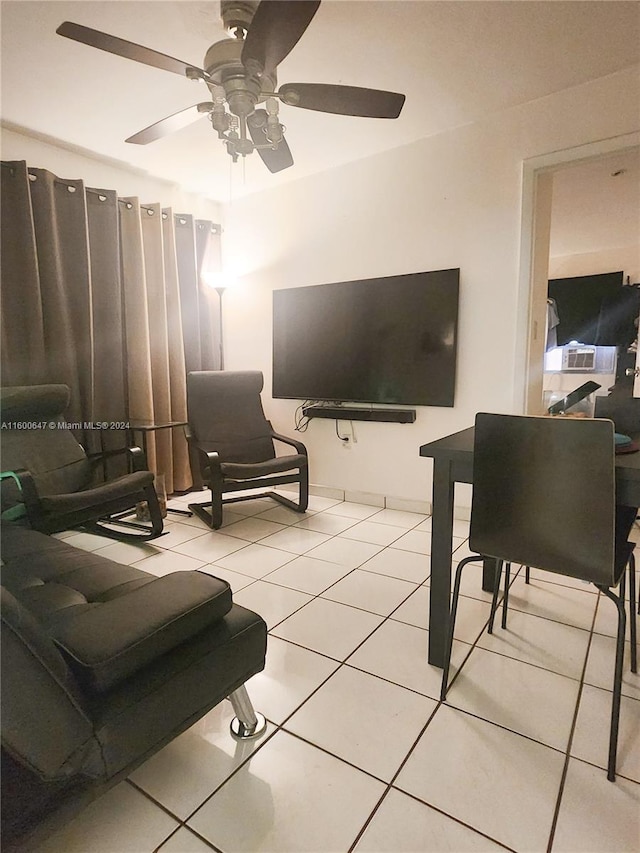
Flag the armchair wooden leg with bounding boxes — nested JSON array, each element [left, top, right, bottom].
[[85, 485, 165, 542], [270, 470, 309, 514], [188, 501, 220, 529]]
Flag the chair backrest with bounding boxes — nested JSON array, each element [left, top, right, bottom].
[[469, 413, 617, 585], [186, 371, 276, 463], [0, 386, 92, 506]]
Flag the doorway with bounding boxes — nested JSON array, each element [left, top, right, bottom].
[[516, 134, 640, 414]]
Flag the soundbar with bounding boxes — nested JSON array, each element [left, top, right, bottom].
[[303, 406, 416, 424]]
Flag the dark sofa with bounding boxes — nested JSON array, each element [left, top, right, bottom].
[[1, 522, 267, 850]]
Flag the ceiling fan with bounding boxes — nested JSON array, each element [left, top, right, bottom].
[[56, 0, 406, 173]]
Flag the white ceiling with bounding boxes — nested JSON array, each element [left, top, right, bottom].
[[1, 0, 639, 203]]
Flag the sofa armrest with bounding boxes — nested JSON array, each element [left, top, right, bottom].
[[52, 572, 232, 693]]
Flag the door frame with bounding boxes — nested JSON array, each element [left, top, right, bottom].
[[514, 131, 640, 414]]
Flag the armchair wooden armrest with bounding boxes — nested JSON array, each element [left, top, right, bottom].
[[270, 431, 308, 456]]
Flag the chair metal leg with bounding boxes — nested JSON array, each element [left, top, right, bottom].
[[501, 562, 511, 629], [525, 565, 531, 584], [628, 553, 637, 674], [440, 555, 478, 700], [487, 559, 504, 635], [597, 583, 627, 782], [228, 684, 267, 740]]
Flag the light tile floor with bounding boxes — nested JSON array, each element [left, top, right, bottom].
[[38, 492, 639, 853]]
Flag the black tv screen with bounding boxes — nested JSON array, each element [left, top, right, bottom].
[[547, 271, 639, 348], [272, 269, 459, 406]]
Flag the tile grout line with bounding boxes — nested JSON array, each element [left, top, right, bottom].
[[111, 499, 633, 851]]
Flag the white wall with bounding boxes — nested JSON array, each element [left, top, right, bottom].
[[1, 128, 221, 219], [549, 246, 640, 281], [221, 65, 640, 508], [4, 67, 638, 510]]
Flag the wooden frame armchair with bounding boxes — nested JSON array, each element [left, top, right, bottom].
[[186, 371, 308, 529], [0, 385, 163, 541]]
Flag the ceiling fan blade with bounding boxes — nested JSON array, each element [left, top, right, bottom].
[[247, 110, 294, 172], [278, 83, 405, 118], [126, 103, 213, 145], [56, 22, 207, 79], [241, 1, 321, 76]]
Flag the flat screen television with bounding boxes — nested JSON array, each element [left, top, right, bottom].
[[548, 271, 639, 348], [272, 268, 459, 406]]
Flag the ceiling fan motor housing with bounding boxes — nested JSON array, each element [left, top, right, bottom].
[[204, 38, 276, 116], [220, 1, 259, 37]]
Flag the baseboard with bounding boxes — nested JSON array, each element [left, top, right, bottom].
[[279, 483, 469, 522], [344, 489, 385, 508], [385, 496, 431, 515], [308, 484, 345, 501]]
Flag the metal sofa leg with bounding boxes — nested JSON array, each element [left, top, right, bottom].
[[228, 684, 267, 740]]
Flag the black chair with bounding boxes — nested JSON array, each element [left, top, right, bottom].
[[0, 385, 163, 541], [440, 413, 637, 782], [186, 371, 309, 529]]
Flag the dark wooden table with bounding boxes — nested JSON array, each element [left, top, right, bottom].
[[420, 426, 640, 667]]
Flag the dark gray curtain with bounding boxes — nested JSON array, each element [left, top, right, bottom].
[[0, 162, 47, 385], [1, 163, 121, 455], [1, 160, 220, 492], [175, 214, 220, 373]]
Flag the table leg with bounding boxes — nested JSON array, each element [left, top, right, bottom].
[[428, 458, 455, 668]]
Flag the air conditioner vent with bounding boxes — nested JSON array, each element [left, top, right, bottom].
[[564, 346, 596, 370]]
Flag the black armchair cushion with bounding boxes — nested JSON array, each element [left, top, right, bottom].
[[0, 385, 92, 503], [187, 371, 277, 463], [39, 470, 154, 515], [0, 385, 163, 540], [220, 455, 307, 480], [52, 572, 232, 693]]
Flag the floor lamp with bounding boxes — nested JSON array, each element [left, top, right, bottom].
[[214, 285, 226, 369]]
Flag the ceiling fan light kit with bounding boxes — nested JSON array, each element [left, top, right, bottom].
[[56, 0, 406, 174]]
